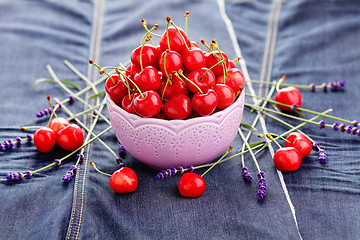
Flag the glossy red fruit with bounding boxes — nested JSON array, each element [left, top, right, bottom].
[[186, 67, 216, 93], [159, 76, 189, 100], [205, 51, 228, 76], [130, 44, 158, 70], [109, 167, 138, 194], [33, 127, 56, 153], [133, 66, 161, 91], [105, 75, 128, 106], [226, 60, 236, 70], [284, 132, 312, 158], [191, 88, 218, 116], [216, 68, 245, 94], [274, 86, 302, 111], [133, 90, 162, 118], [213, 84, 235, 110], [57, 124, 84, 152], [125, 63, 141, 81], [49, 117, 70, 134], [121, 93, 139, 114], [178, 172, 206, 198], [159, 50, 183, 76], [159, 26, 188, 53], [182, 47, 206, 72], [273, 147, 302, 172], [163, 94, 191, 120]]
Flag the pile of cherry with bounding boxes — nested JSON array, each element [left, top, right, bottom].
[[104, 18, 245, 120], [34, 116, 84, 154]]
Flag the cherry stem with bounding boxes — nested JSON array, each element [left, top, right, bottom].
[[200, 56, 227, 80], [169, 18, 190, 51], [275, 75, 286, 92], [161, 78, 172, 101], [89, 60, 116, 85], [89, 162, 112, 177], [176, 70, 203, 94], [141, 19, 161, 37], [116, 68, 144, 99], [166, 17, 171, 51], [162, 50, 170, 79], [211, 40, 228, 77], [47, 95, 64, 128], [184, 11, 189, 34], [200, 38, 211, 51], [201, 146, 233, 177]]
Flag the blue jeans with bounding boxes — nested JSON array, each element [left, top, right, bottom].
[[1, 0, 359, 239]]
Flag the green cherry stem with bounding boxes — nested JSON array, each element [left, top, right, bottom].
[[184, 11, 190, 35], [168, 17, 190, 51], [176, 70, 203, 94], [200, 56, 227, 80], [211, 39, 228, 77], [89, 59, 116, 85], [89, 161, 112, 177]]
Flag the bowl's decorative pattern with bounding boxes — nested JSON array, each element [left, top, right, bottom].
[[107, 91, 245, 169]]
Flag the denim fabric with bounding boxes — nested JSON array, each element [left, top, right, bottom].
[[0, 0, 359, 239]]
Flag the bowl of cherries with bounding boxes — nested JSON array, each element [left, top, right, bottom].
[[103, 17, 245, 169]]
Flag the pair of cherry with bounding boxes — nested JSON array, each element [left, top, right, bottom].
[[273, 132, 312, 172], [33, 117, 84, 153]]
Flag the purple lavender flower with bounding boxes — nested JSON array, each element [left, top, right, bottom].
[[76, 153, 84, 162], [346, 126, 353, 134], [26, 134, 32, 142], [318, 149, 326, 163], [319, 120, 326, 129], [6, 172, 24, 181], [62, 165, 77, 183], [292, 104, 298, 111], [25, 171, 32, 179], [118, 143, 126, 158], [242, 167, 253, 181], [353, 121, 359, 127], [323, 83, 328, 92], [68, 95, 74, 104], [310, 83, 316, 92], [155, 166, 190, 179], [54, 159, 61, 166], [0, 143, 4, 151], [332, 122, 339, 131], [340, 124, 346, 132], [257, 171, 267, 201]]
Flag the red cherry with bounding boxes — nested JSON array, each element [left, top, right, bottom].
[[133, 66, 161, 91], [216, 68, 245, 94], [159, 50, 183, 76], [181, 47, 206, 72], [133, 90, 162, 118], [159, 26, 189, 53], [163, 94, 191, 120], [191, 88, 218, 116], [130, 44, 158, 70], [57, 124, 84, 152], [125, 63, 141, 81], [284, 132, 312, 158], [205, 51, 228, 76], [274, 86, 302, 111], [226, 60, 236, 70], [105, 75, 128, 106], [159, 77, 189, 100], [273, 147, 302, 172], [33, 127, 56, 153], [121, 93, 139, 114], [186, 67, 216, 93], [49, 117, 70, 134], [178, 172, 206, 198], [213, 84, 235, 110], [109, 167, 138, 193]]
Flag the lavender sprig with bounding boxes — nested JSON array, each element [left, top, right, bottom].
[[62, 165, 77, 183], [257, 171, 267, 201], [242, 167, 253, 181], [155, 166, 189, 179], [0, 135, 33, 152]]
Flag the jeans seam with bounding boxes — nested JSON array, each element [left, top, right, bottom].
[[66, 0, 105, 239]]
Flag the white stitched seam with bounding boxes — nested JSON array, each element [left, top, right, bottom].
[[216, 0, 303, 239]]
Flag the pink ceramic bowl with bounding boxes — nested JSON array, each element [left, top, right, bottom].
[[106, 90, 245, 169]]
